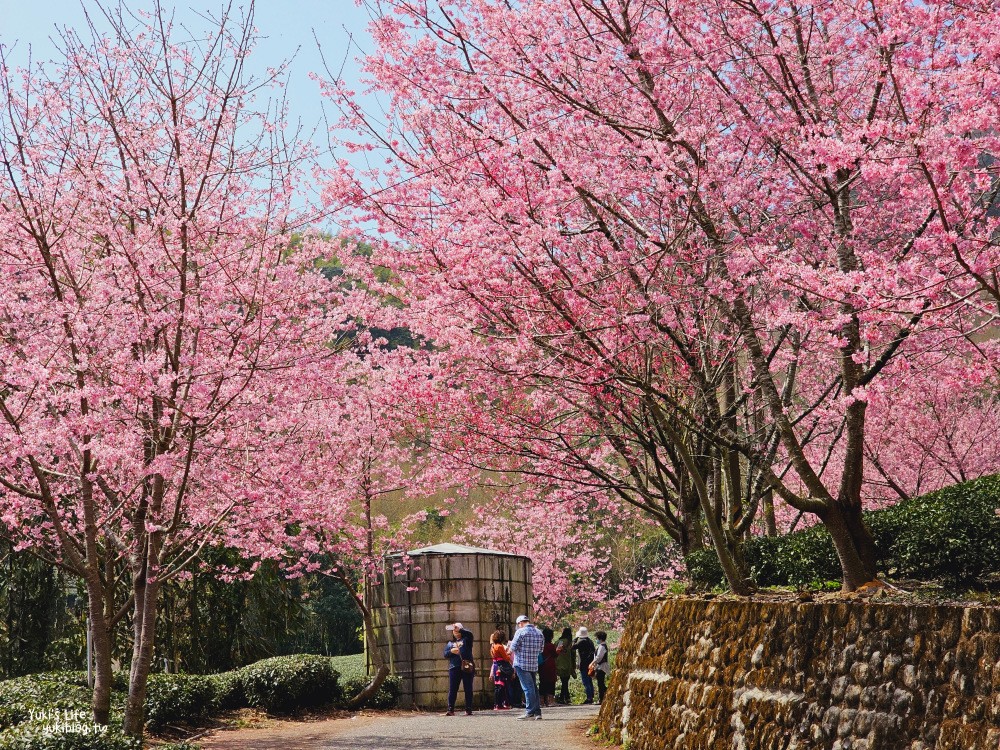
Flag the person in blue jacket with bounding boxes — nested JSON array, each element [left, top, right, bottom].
[[443, 622, 475, 715]]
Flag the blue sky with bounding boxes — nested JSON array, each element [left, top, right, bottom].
[[0, 0, 377, 145], [0, 1, 386, 228]]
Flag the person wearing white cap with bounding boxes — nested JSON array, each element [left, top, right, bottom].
[[507, 614, 544, 720], [443, 622, 475, 716], [571, 626, 596, 704]]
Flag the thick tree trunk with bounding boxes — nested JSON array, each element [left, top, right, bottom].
[[821, 501, 878, 591], [843, 503, 879, 577], [676, 488, 705, 555], [84, 581, 114, 725], [122, 573, 160, 736], [77, 470, 115, 725], [707, 507, 753, 594], [762, 489, 778, 537]]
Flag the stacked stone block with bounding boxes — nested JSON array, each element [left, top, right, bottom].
[[599, 598, 1000, 749]]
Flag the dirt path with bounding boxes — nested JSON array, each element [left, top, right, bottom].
[[199, 704, 602, 750]]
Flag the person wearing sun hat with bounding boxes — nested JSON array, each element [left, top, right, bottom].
[[572, 626, 596, 704], [507, 614, 544, 720], [443, 622, 475, 716]]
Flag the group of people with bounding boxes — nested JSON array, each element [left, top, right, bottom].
[[443, 617, 611, 720]]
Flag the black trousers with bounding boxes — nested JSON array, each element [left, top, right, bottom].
[[494, 680, 507, 708], [448, 668, 474, 711], [596, 670, 607, 702], [558, 674, 571, 703]]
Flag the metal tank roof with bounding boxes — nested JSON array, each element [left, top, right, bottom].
[[390, 542, 528, 558]]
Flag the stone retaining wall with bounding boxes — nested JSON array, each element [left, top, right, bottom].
[[597, 597, 1000, 749]]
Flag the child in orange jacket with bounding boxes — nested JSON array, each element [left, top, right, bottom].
[[489, 630, 514, 709]]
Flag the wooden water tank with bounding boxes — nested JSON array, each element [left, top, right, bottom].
[[369, 543, 533, 709]]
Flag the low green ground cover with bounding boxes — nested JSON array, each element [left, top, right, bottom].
[[0, 653, 399, 750]]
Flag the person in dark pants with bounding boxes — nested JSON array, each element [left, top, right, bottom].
[[490, 629, 513, 709], [572, 627, 596, 704], [555, 626, 574, 704], [443, 622, 475, 716], [539, 627, 558, 707], [593, 631, 610, 704]]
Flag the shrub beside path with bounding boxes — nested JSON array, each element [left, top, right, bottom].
[[200, 704, 601, 750]]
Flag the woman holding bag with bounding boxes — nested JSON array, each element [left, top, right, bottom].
[[593, 631, 611, 704], [443, 622, 475, 716]]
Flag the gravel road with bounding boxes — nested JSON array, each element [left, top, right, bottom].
[[200, 704, 601, 750]]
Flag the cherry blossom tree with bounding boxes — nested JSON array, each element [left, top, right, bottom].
[[0, 3, 353, 735], [463, 486, 681, 624], [287, 343, 454, 706], [463, 493, 614, 619], [325, 0, 1000, 591], [865, 360, 1000, 504]]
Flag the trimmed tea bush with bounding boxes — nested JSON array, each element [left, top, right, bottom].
[[0, 673, 93, 732], [208, 669, 244, 710], [871, 475, 1000, 584], [237, 655, 341, 714], [744, 525, 843, 587], [0, 652, 377, 748], [687, 475, 1000, 589], [0, 722, 141, 750], [144, 674, 219, 730]]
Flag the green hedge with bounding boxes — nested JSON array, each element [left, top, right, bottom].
[[0, 723, 141, 750], [0, 653, 356, 749], [209, 669, 245, 711], [0, 671, 134, 750], [687, 475, 1000, 589], [869, 475, 1000, 583], [0, 652, 405, 750], [144, 674, 219, 731], [0, 673, 94, 733], [236, 654, 341, 714]]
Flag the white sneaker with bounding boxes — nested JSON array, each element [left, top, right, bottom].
[[517, 714, 533, 720], [534, 715, 543, 720]]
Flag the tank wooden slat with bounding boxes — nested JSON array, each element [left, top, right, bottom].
[[447, 555, 481, 579], [383, 602, 481, 626]]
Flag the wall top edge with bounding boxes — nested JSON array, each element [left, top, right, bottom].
[[635, 594, 1000, 612]]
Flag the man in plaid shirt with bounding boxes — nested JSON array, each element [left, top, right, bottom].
[[508, 614, 544, 719]]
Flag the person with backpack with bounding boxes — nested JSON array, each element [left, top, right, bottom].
[[489, 630, 514, 710], [554, 626, 574, 704], [593, 631, 611, 704], [572, 626, 596, 705]]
